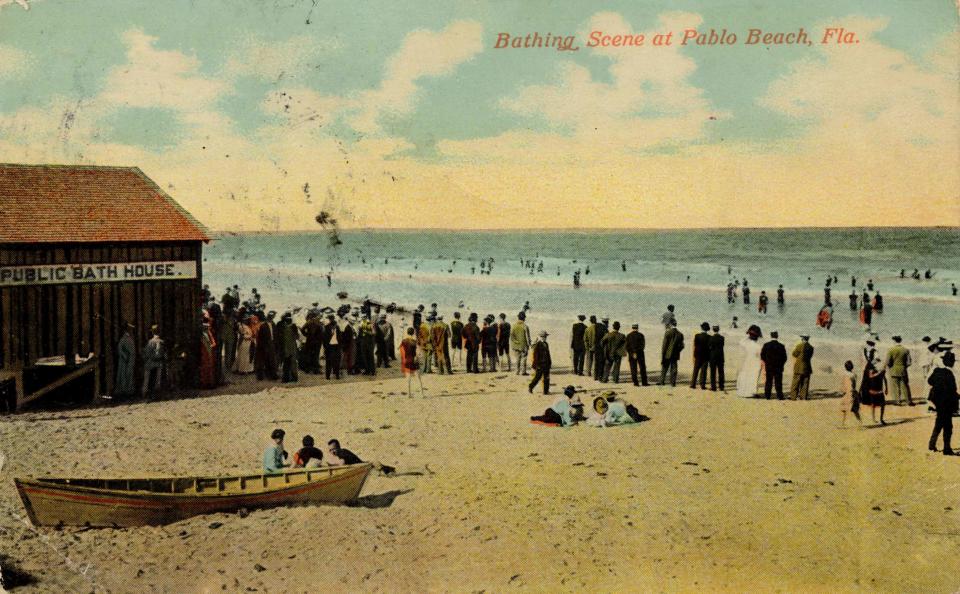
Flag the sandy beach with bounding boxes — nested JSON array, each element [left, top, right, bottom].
[[1, 361, 958, 593]]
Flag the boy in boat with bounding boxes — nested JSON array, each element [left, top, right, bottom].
[[292, 435, 324, 468], [326, 438, 395, 474], [263, 428, 289, 474]]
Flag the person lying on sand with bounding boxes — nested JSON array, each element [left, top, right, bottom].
[[530, 386, 580, 426], [326, 438, 396, 475], [586, 393, 648, 427]]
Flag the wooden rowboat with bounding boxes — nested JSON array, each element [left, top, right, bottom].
[[14, 463, 372, 528]]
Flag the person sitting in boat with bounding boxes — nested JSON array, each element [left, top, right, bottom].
[[326, 439, 395, 474], [530, 385, 580, 426], [292, 435, 324, 469], [263, 428, 289, 474]]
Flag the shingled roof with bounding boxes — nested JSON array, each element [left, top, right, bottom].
[[0, 163, 210, 244]]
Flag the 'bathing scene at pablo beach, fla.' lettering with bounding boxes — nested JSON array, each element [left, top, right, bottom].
[[0, 0, 957, 592]]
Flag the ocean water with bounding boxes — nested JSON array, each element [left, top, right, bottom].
[[203, 228, 960, 353]]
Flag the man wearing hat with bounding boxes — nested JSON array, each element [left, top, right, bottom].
[[570, 315, 587, 375], [528, 330, 552, 394], [708, 325, 725, 391], [790, 335, 815, 400], [886, 335, 913, 406], [625, 323, 648, 387], [142, 324, 167, 398], [927, 351, 958, 455], [375, 314, 393, 369], [417, 313, 435, 374], [255, 311, 279, 381], [322, 314, 343, 379], [593, 317, 610, 381], [690, 322, 711, 390], [432, 314, 451, 374], [450, 312, 464, 366], [583, 315, 599, 378], [462, 313, 481, 373], [510, 311, 532, 376], [760, 331, 788, 399], [114, 322, 137, 398], [600, 321, 627, 383], [659, 319, 684, 387], [277, 312, 300, 383]]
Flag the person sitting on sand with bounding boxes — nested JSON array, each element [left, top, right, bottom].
[[292, 435, 324, 468], [326, 439, 395, 474], [263, 428, 289, 474], [530, 385, 579, 426], [586, 393, 638, 427]]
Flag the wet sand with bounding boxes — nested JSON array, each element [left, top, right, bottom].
[[1, 362, 958, 593]]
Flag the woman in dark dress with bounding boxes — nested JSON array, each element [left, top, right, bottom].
[[861, 363, 888, 425]]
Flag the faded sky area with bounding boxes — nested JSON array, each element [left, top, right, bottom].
[[0, 0, 957, 230]]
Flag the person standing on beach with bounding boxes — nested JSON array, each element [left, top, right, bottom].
[[233, 316, 255, 375], [736, 325, 763, 397], [928, 351, 958, 455], [885, 336, 912, 406], [708, 325, 725, 391], [322, 315, 342, 380], [374, 314, 392, 369], [593, 318, 610, 381], [450, 312, 464, 366], [690, 322, 711, 389], [432, 315, 451, 375], [418, 314, 435, 374], [400, 327, 423, 397], [600, 322, 626, 383], [497, 313, 512, 372], [659, 319, 684, 387], [571, 315, 587, 375], [142, 325, 167, 397], [277, 312, 300, 383], [583, 315, 598, 377], [114, 322, 136, 398], [463, 313, 481, 374], [255, 312, 278, 381], [357, 314, 376, 376], [760, 331, 787, 400], [481, 315, 498, 372], [790, 335, 814, 400], [661, 305, 676, 328], [839, 360, 862, 427], [528, 331, 552, 395], [626, 324, 648, 386], [510, 312, 532, 376]]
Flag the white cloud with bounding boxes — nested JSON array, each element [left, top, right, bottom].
[[223, 35, 343, 83], [499, 11, 723, 151], [0, 43, 31, 78], [100, 29, 228, 110], [348, 19, 483, 134]]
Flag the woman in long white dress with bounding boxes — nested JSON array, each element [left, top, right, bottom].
[[736, 325, 764, 397], [232, 318, 255, 374]]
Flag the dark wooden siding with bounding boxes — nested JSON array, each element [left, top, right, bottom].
[[0, 242, 203, 395]]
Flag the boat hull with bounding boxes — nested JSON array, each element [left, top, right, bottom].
[[14, 464, 372, 528]]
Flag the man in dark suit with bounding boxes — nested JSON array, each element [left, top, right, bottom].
[[708, 325, 725, 391], [690, 322, 711, 389], [625, 324, 648, 386], [928, 351, 958, 455], [593, 317, 609, 381], [659, 319, 684, 387], [760, 331, 788, 399], [570, 315, 587, 375], [255, 311, 279, 381], [322, 315, 343, 379], [528, 331, 552, 395]]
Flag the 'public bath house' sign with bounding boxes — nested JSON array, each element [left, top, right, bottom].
[[0, 261, 197, 287]]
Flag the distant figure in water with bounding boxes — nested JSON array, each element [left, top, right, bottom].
[[731, 316, 739, 329], [742, 284, 751, 305], [867, 279, 874, 291], [622, 260, 627, 272], [686, 275, 691, 283], [849, 291, 858, 310], [776, 285, 785, 305], [585, 266, 590, 275], [900, 269, 905, 279], [758, 291, 768, 314], [952, 283, 958, 296], [326, 274, 332, 287], [851, 275, 856, 287]]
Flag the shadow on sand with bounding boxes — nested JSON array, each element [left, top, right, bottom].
[[347, 488, 414, 509]]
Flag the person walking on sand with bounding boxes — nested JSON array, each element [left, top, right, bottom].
[[736, 325, 763, 398], [583, 315, 598, 377], [708, 325, 725, 391], [528, 330, 552, 395], [511, 311, 532, 376], [571, 315, 587, 376], [400, 327, 423, 397], [840, 360, 862, 428], [690, 322, 711, 389], [928, 351, 958, 455], [760, 331, 788, 399], [790, 335, 814, 400], [626, 324, 649, 386], [886, 335, 913, 406], [600, 321, 627, 383], [659, 319, 684, 387]]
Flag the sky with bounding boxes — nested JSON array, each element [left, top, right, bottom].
[[0, 0, 957, 230]]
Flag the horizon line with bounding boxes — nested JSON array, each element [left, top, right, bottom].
[[208, 225, 960, 236]]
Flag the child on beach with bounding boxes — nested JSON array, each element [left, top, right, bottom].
[[840, 360, 861, 428]]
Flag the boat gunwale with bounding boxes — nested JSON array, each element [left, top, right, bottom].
[[13, 463, 373, 500]]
